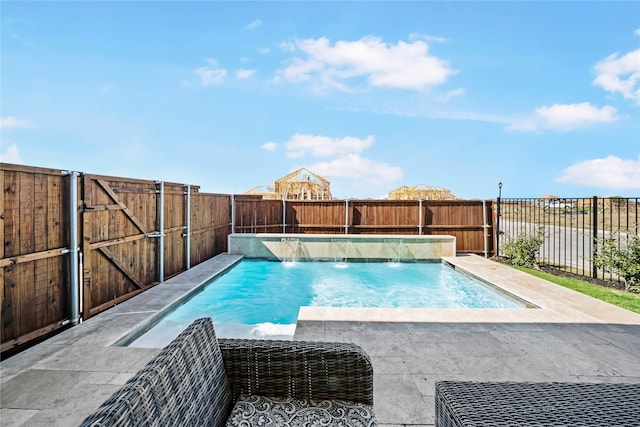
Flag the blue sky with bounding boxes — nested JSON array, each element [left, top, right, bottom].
[[1, 1, 639, 199]]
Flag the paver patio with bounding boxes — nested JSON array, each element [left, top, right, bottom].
[[2, 254, 639, 426]]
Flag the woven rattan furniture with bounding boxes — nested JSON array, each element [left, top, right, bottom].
[[435, 380, 640, 426], [79, 317, 376, 426]]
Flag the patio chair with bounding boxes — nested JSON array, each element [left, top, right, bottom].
[[79, 317, 376, 426]]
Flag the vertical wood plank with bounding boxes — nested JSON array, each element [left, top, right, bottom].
[[4, 171, 19, 257], [81, 175, 93, 319], [0, 169, 5, 328], [19, 172, 36, 335], [113, 188, 126, 297], [33, 174, 48, 329], [47, 255, 60, 325], [46, 175, 62, 247], [33, 258, 48, 329], [47, 175, 62, 324], [2, 171, 19, 342], [2, 264, 18, 342], [0, 169, 4, 259], [34, 173, 47, 252], [106, 180, 117, 301]]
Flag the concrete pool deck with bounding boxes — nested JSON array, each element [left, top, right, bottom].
[[2, 254, 639, 426]]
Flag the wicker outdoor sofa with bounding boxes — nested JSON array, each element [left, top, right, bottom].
[[435, 380, 640, 426], [79, 317, 377, 426]]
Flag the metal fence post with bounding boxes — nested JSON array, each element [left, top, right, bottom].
[[282, 199, 286, 234], [230, 194, 235, 234], [153, 181, 165, 283], [68, 171, 81, 325], [418, 199, 423, 235], [496, 183, 502, 257], [345, 198, 349, 234], [592, 195, 598, 279], [185, 184, 191, 270]]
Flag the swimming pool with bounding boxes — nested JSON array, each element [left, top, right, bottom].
[[127, 260, 525, 347]]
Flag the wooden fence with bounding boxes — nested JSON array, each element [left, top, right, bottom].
[[1, 164, 231, 355], [2, 163, 493, 355], [233, 196, 495, 254]]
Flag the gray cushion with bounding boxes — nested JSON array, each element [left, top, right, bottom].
[[226, 394, 377, 426]]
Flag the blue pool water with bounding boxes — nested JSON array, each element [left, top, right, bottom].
[[128, 260, 523, 347]]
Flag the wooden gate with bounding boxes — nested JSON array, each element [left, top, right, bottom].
[[1, 165, 71, 352], [81, 175, 161, 318]]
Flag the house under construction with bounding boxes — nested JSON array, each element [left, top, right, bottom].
[[387, 185, 459, 200], [244, 168, 332, 200]]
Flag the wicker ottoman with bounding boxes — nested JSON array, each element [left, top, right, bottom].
[[435, 381, 640, 426]]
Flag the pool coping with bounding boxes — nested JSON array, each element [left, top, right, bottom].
[[115, 252, 640, 347], [298, 254, 640, 325]]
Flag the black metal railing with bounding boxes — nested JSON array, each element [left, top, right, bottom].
[[496, 197, 639, 284]]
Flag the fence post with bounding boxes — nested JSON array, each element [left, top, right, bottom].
[[230, 194, 235, 234], [282, 199, 286, 234], [68, 171, 81, 325], [157, 181, 165, 283], [418, 199, 423, 235], [496, 195, 501, 257], [345, 199, 349, 234], [185, 184, 191, 270], [592, 195, 598, 279], [482, 200, 488, 258]]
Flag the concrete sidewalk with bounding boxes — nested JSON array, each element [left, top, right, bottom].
[[2, 254, 639, 426]]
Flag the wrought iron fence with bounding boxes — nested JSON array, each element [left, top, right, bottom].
[[496, 197, 639, 284]]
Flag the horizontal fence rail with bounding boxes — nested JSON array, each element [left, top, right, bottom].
[[497, 197, 639, 284]]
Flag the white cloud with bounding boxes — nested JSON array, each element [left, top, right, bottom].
[[309, 154, 404, 188], [284, 134, 374, 158], [236, 69, 256, 79], [557, 155, 640, 190], [275, 36, 455, 92], [436, 88, 466, 102], [593, 48, 640, 104], [278, 41, 296, 52], [195, 59, 227, 86], [635, 28, 640, 37], [536, 103, 617, 129], [506, 119, 538, 132], [0, 143, 21, 163], [409, 32, 448, 43], [0, 116, 30, 128], [261, 142, 278, 151], [508, 102, 617, 132], [256, 47, 271, 54], [246, 19, 262, 30]]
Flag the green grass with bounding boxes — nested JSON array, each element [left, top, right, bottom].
[[514, 267, 640, 314]]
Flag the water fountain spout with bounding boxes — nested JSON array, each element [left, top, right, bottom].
[[331, 237, 351, 268], [281, 237, 301, 265], [385, 238, 406, 266]]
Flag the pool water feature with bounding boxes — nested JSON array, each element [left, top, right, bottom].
[[127, 260, 525, 348]]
